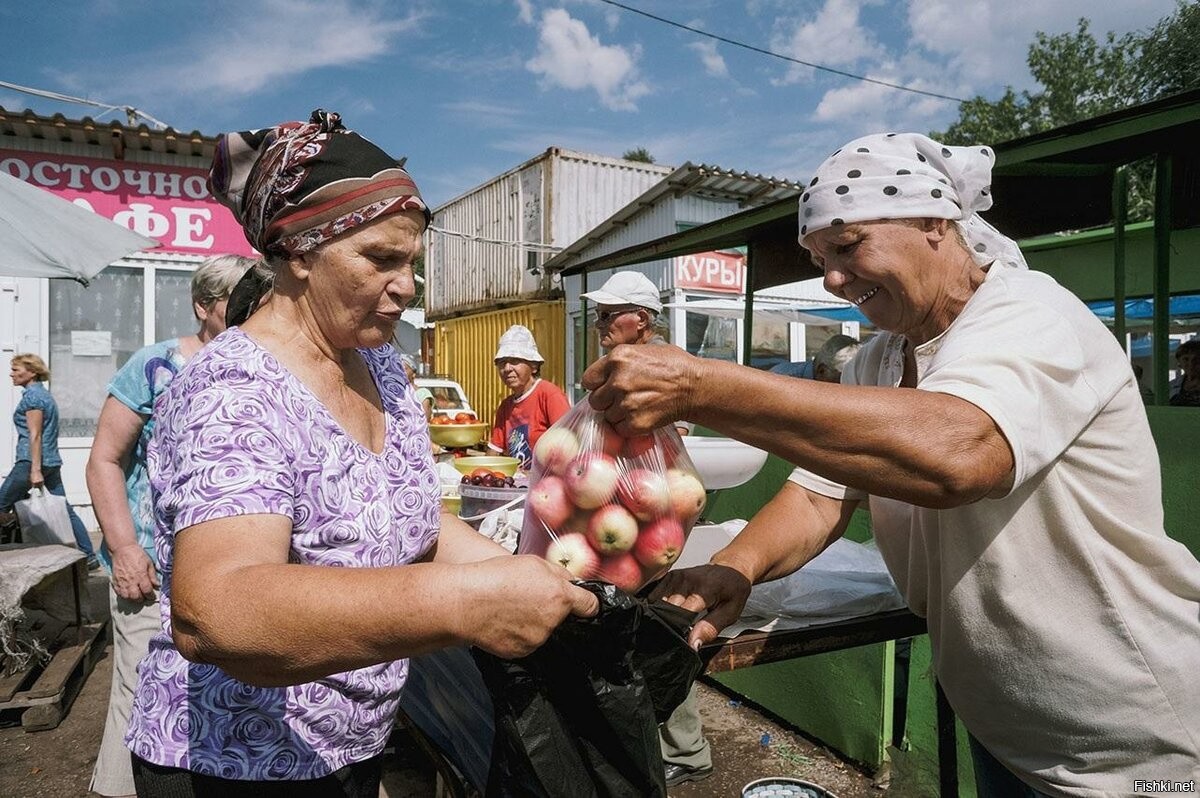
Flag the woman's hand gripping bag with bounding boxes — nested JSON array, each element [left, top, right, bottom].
[[519, 401, 707, 594]]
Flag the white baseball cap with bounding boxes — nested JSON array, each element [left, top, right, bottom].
[[494, 325, 544, 363], [580, 271, 662, 314]]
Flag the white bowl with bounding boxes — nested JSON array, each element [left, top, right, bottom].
[[681, 436, 769, 490]]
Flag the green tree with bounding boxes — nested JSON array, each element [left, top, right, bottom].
[[934, 19, 1140, 144], [933, 3, 1200, 221], [622, 147, 655, 163], [1133, 1, 1200, 101]]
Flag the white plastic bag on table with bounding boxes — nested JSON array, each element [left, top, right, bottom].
[[518, 399, 707, 594], [14, 488, 75, 547], [742, 537, 905, 624]]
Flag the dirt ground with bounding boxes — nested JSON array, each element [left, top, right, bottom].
[[0, 571, 881, 798]]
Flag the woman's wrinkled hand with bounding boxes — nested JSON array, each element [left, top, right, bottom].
[[650, 564, 752, 650], [581, 344, 702, 436], [110, 542, 159, 602], [457, 555, 600, 659]]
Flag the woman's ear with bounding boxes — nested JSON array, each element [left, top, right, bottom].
[[922, 217, 950, 240], [288, 251, 317, 281]]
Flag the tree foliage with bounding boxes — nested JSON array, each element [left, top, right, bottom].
[[932, 2, 1200, 221], [622, 147, 655, 163]]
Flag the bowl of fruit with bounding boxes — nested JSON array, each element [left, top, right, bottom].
[[457, 462, 525, 522], [452, 456, 521, 479], [429, 413, 489, 448]]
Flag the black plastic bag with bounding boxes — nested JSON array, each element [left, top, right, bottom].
[[471, 581, 703, 798]]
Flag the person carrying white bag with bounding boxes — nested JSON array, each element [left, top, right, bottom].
[[13, 487, 77, 547], [0, 353, 99, 568]]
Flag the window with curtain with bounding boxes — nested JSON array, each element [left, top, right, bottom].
[[154, 269, 196, 341], [686, 313, 737, 362], [48, 266, 144, 438]]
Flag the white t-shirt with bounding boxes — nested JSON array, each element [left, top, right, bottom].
[[789, 262, 1200, 797]]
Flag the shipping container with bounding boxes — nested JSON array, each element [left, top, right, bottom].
[[424, 148, 671, 319], [432, 301, 566, 428]]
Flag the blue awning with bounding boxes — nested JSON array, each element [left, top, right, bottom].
[[1087, 294, 1200, 320], [1130, 336, 1181, 359], [795, 305, 870, 323]]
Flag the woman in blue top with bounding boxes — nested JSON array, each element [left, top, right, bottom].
[[84, 253, 253, 798], [1, 353, 98, 566]]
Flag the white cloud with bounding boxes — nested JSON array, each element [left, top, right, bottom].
[[440, 100, 527, 129], [514, 0, 535, 25], [526, 8, 650, 112], [808, 50, 958, 140], [132, 1, 426, 98], [770, 0, 882, 84], [904, 0, 1180, 93], [689, 40, 729, 78]]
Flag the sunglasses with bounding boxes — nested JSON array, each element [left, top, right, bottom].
[[593, 307, 641, 325]]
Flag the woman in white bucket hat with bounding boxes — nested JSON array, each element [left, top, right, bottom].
[[488, 325, 570, 470]]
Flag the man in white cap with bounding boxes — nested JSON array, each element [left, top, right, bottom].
[[584, 272, 712, 787], [488, 325, 571, 470], [582, 271, 666, 350]]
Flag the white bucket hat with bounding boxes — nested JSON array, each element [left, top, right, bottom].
[[580, 271, 662, 314], [494, 325, 544, 363]]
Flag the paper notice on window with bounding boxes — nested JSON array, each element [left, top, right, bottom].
[[70, 330, 113, 357]]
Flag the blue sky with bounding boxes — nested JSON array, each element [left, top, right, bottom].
[[1, 0, 1180, 207]]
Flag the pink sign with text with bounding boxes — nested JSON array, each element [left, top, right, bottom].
[[0, 149, 256, 257], [674, 250, 746, 293]]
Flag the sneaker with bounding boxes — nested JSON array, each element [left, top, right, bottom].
[[664, 762, 713, 787]]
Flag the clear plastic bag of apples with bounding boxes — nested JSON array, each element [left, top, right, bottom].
[[519, 401, 707, 594]]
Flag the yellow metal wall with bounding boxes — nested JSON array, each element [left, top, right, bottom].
[[433, 301, 566, 427]]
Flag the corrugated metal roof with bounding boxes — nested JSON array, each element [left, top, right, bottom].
[[543, 162, 804, 274], [0, 106, 215, 160], [432, 146, 673, 212]]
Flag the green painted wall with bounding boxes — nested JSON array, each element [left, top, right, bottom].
[[712, 643, 894, 770], [1147, 406, 1200, 556], [887, 636, 977, 798], [1021, 225, 1200, 302]]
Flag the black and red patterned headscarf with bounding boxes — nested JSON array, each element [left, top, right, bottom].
[[209, 109, 430, 259]]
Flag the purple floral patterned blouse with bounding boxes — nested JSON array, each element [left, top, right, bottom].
[[125, 328, 440, 780]]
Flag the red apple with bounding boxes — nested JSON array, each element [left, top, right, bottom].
[[622, 433, 656, 461], [545, 533, 600, 579], [633, 517, 685, 568], [590, 421, 623, 458], [564, 454, 620, 509], [558, 509, 590, 537], [585, 504, 639, 554], [616, 468, 671, 520], [665, 468, 706, 524], [527, 475, 573, 529], [598, 552, 643, 593], [533, 428, 581, 475]]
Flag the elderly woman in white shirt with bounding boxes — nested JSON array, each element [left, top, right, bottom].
[[582, 133, 1200, 797]]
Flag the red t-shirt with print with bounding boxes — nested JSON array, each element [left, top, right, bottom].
[[489, 379, 571, 469]]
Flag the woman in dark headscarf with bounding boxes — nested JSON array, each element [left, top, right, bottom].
[[124, 111, 597, 798]]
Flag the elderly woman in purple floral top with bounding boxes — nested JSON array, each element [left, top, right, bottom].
[[124, 110, 598, 798]]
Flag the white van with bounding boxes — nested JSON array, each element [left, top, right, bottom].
[[415, 377, 475, 419]]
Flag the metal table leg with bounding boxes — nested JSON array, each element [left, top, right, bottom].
[[935, 679, 958, 797]]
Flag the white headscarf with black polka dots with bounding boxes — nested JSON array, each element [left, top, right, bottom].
[[798, 132, 1028, 270]]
